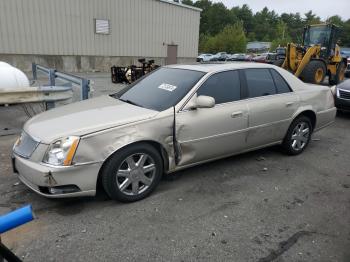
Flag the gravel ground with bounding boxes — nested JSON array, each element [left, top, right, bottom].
[[0, 73, 349, 262]]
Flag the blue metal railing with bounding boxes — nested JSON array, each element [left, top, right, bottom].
[[32, 63, 90, 100]]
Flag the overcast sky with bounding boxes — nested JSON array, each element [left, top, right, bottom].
[[212, 0, 350, 20]]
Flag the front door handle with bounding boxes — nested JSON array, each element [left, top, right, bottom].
[[231, 111, 243, 118], [285, 102, 295, 107]]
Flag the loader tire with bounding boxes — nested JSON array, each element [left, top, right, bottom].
[[301, 60, 326, 84], [329, 61, 346, 85]]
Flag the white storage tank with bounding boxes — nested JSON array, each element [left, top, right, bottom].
[[0, 62, 30, 90]]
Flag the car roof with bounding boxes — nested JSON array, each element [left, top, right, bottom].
[[166, 62, 276, 73]]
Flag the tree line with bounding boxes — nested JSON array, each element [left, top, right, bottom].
[[182, 0, 350, 53]]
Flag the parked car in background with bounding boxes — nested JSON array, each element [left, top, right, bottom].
[[244, 54, 255, 61], [253, 53, 269, 63], [210, 52, 229, 61], [12, 63, 336, 202], [341, 50, 350, 77], [334, 79, 350, 112], [266, 53, 278, 64], [276, 47, 286, 60], [227, 53, 246, 61], [272, 47, 287, 66], [196, 53, 213, 62], [226, 54, 239, 61]]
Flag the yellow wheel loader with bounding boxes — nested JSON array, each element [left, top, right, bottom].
[[275, 23, 347, 85]]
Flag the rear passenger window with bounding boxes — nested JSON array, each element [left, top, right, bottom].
[[245, 69, 276, 98], [197, 70, 240, 104], [270, 69, 291, 94]]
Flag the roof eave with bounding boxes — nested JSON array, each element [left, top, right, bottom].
[[158, 0, 202, 12]]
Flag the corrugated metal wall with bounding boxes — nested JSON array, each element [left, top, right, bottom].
[[0, 0, 200, 58]]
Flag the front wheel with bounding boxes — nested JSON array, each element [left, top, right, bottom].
[[301, 60, 326, 84], [101, 143, 163, 202], [282, 116, 312, 155]]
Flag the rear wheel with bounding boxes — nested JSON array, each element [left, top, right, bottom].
[[282, 116, 312, 155], [301, 60, 326, 84], [101, 143, 163, 202], [329, 61, 346, 85]]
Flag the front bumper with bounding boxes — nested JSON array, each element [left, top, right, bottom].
[[314, 107, 337, 132], [12, 154, 102, 198]]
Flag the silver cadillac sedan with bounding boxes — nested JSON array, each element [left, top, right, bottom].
[[12, 63, 336, 202]]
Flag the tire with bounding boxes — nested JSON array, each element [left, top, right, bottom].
[[101, 143, 163, 202], [329, 61, 346, 85], [273, 59, 284, 67], [282, 116, 313, 155], [301, 60, 326, 84]]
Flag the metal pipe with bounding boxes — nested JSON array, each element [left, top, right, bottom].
[[36, 65, 50, 74], [0, 205, 34, 262], [0, 205, 34, 234], [55, 72, 84, 85]]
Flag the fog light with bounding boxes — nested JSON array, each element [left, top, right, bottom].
[[48, 185, 80, 195]]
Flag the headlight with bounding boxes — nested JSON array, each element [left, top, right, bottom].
[[43, 136, 80, 166]]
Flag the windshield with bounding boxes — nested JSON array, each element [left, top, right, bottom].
[[304, 26, 331, 46], [115, 68, 205, 111]]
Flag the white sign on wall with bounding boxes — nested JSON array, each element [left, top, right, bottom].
[[95, 19, 110, 34]]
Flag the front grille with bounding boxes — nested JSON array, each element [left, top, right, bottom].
[[13, 132, 40, 158], [339, 89, 350, 100]]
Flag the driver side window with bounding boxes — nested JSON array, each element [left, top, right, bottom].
[[197, 70, 241, 104]]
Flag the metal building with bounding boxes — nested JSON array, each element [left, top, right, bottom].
[[0, 0, 201, 72]]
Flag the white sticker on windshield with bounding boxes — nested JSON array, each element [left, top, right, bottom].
[[158, 83, 177, 92]]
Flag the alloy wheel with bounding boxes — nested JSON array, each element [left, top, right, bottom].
[[116, 153, 156, 196], [291, 122, 310, 151]]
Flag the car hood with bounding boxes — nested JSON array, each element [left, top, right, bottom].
[[24, 95, 158, 144], [337, 79, 350, 91]]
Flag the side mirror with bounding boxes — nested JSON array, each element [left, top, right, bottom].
[[183, 95, 215, 111], [196, 95, 215, 109]]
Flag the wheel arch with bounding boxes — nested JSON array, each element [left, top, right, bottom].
[[292, 109, 316, 131], [96, 140, 170, 193]]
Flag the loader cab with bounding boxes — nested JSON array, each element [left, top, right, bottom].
[[303, 24, 340, 59]]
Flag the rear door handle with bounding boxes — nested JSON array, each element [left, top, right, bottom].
[[231, 111, 243, 118], [286, 102, 295, 107]]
